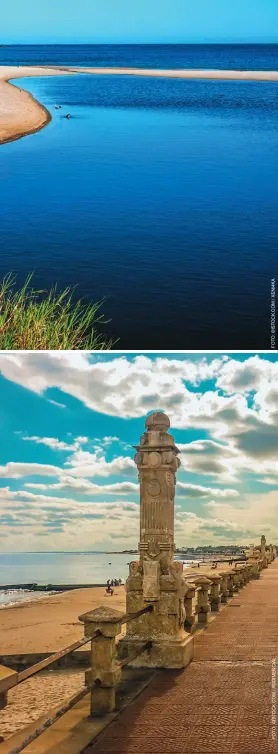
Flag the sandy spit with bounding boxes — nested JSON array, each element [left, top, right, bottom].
[[1, 64, 278, 145], [0, 66, 74, 145]]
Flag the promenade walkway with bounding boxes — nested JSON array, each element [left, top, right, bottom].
[[84, 560, 278, 754]]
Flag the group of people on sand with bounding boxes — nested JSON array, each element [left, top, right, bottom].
[[105, 578, 122, 596]]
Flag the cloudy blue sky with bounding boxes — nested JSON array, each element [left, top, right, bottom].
[[0, 352, 277, 553]]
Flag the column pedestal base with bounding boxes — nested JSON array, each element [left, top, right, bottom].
[[118, 634, 194, 669]]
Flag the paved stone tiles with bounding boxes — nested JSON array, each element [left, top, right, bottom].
[[83, 562, 278, 754]]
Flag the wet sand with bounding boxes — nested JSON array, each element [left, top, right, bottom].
[[1, 64, 278, 145]]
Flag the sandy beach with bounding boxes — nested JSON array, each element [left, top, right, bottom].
[[1, 64, 278, 145], [0, 564, 240, 738], [0, 586, 126, 738], [0, 585, 126, 654], [0, 562, 237, 654]]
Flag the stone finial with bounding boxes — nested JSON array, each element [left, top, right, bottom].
[[145, 412, 171, 432]]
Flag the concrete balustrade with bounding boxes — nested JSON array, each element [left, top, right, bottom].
[[208, 574, 222, 612], [79, 606, 123, 716], [220, 571, 230, 603], [184, 583, 197, 633], [0, 665, 18, 710], [194, 576, 212, 626], [236, 567, 246, 588], [230, 569, 237, 588]]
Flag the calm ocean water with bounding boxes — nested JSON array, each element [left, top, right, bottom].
[[0, 45, 277, 347], [0, 551, 194, 606]]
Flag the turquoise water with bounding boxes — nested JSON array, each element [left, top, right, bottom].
[[0, 45, 277, 347]]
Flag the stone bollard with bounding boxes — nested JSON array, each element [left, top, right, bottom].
[[194, 576, 212, 626], [184, 582, 197, 633], [79, 606, 123, 717], [220, 571, 230, 603], [208, 574, 222, 612]]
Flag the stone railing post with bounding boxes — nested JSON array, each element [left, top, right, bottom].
[[79, 606, 123, 716], [236, 567, 245, 588], [184, 583, 196, 633], [242, 566, 249, 584], [118, 412, 194, 669], [246, 564, 253, 580], [227, 570, 237, 596], [208, 574, 222, 612], [0, 665, 18, 710], [252, 561, 260, 579], [194, 576, 212, 626], [220, 572, 230, 603]]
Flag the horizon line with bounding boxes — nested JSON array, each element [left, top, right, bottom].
[[1, 40, 278, 46]]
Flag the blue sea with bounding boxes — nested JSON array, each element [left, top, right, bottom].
[[0, 44, 277, 348], [0, 550, 195, 606]]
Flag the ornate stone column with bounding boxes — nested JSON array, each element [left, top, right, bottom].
[[119, 412, 194, 669]]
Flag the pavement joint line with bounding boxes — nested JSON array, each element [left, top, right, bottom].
[[192, 659, 276, 666]]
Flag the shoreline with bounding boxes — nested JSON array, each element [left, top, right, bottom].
[[0, 64, 278, 145]]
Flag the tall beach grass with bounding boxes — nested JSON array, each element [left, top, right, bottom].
[[0, 274, 113, 350]]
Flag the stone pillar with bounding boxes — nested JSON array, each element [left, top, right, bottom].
[[194, 576, 212, 625], [220, 572, 230, 603], [184, 583, 197, 633], [119, 412, 194, 669], [227, 571, 235, 597], [236, 567, 245, 588], [79, 606, 123, 716], [0, 665, 18, 710], [208, 574, 222, 612], [242, 565, 249, 584]]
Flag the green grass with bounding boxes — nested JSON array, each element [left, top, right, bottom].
[[0, 274, 114, 350]]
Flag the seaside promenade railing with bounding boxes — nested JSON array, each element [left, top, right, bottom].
[[0, 554, 271, 753], [0, 604, 153, 754]]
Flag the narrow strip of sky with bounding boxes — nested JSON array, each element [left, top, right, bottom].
[[2, 0, 278, 44]]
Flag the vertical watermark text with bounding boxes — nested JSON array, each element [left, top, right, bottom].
[[272, 658, 276, 741], [270, 278, 276, 349]]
